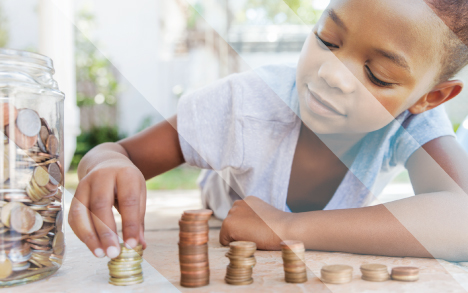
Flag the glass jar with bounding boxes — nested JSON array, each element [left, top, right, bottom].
[[0, 49, 65, 287]]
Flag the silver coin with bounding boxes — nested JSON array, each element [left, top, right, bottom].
[[48, 163, 61, 185], [16, 109, 41, 137]]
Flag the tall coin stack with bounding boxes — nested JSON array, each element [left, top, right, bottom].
[[281, 240, 307, 283], [108, 243, 144, 286], [178, 209, 213, 288], [224, 241, 257, 285], [0, 104, 64, 281]]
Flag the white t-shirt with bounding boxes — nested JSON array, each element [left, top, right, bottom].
[[177, 64, 455, 219]]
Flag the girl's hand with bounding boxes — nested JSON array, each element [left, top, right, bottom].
[[219, 196, 291, 250], [68, 158, 147, 258]]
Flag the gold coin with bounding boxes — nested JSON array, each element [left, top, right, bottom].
[[0, 255, 12, 279], [33, 167, 49, 187], [1, 202, 24, 227], [109, 275, 143, 283]]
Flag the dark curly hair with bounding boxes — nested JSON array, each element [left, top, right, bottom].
[[425, 0, 468, 83]]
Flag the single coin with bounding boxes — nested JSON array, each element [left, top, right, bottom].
[[280, 240, 305, 251], [33, 166, 49, 187], [5, 125, 37, 150], [229, 241, 257, 251], [0, 256, 13, 279], [46, 135, 58, 156], [180, 280, 209, 288], [0, 103, 18, 126], [52, 231, 64, 255], [1, 202, 24, 227], [284, 265, 307, 273], [10, 205, 36, 233], [48, 163, 61, 185], [391, 266, 419, 282], [16, 109, 41, 137], [39, 126, 49, 146], [182, 209, 213, 220], [55, 211, 63, 230], [27, 236, 50, 246], [37, 128, 47, 153]]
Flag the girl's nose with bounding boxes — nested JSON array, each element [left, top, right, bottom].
[[318, 60, 356, 94]]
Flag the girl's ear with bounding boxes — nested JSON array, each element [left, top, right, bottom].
[[409, 80, 463, 114]]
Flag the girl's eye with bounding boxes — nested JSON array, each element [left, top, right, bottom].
[[315, 34, 339, 50], [365, 66, 394, 87]]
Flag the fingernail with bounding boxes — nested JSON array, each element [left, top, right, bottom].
[[125, 238, 137, 249], [94, 248, 105, 258], [107, 246, 120, 258]]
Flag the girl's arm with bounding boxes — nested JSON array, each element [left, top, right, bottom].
[[70, 115, 185, 258], [220, 136, 468, 261]]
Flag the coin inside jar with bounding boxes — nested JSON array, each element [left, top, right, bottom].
[[48, 163, 61, 185], [10, 205, 36, 233], [46, 135, 58, 156], [0, 103, 18, 126], [16, 109, 41, 137], [33, 166, 49, 187]]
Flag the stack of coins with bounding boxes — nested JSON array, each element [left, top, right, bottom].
[[0, 104, 64, 280], [108, 243, 144, 286], [321, 265, 353, 284], [391, 266, 419, 282], [281, 240, 307, 283], [178, 209, 212, 288], [224, 241, 257, 285], [360, 264, 389, 282]]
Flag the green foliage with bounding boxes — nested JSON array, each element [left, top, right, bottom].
[[70, 126, 125, 170], [75, 8, 120, 107], [235, 0, 324, 25], [454, 123, 460, 133], [0, 0, 9, 47], [145, 167, 200, 190]]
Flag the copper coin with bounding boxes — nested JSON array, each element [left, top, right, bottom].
[[46, 135, 58, 156], [5, 125, 37, 150], [0, 103, 18, 126], [179, 254, 208, 263], [179, 219, 209, 226], [391, 266, 419, 281], [179, 231, 208, 238], [178, 243, 208, 253], [180, 280, 209, 288], [47, 163, 61, 185], [180, 270, 210, 278]]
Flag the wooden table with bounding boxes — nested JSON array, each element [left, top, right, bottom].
[[4, 190, 468, 292]]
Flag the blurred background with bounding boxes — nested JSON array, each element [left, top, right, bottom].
[[1, 0, 467, 201]]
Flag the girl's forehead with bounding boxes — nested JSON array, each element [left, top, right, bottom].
[[326, 0, 444, 73]]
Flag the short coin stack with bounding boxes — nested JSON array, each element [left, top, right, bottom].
[[178, 209, 213, 288], [108, 243, 144, 286], [360, 263, 389, 282], [281, 240, 307, 283], [321, 264, 353, 284], [391, 266, 419, 282], [224, 241, 257, 285]]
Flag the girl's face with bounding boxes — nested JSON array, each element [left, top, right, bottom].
[[296, 0, 445, 134]]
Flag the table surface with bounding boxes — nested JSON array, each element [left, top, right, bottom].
[[3, 190, 468, 293]]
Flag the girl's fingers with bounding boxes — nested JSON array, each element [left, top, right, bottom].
[[90, 178, 120, 258], [69, 184, 104, 257], [116, 170, 141, 249]]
